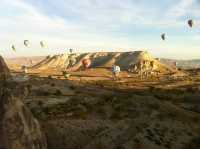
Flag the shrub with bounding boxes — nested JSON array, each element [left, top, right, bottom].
[[69, 85, 75, 90], [54, 89, 62, 96], [51, 83, 55, 87], [48, 75, 52, 79]]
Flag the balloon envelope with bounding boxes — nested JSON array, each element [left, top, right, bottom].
[[161, 33, 166, 40], [40, 41, 45, 47], [82, 58, 91, 68], [188, 20, 194, 28], [11, 45, 16, 51], [24, 40, 29, 47], [69, 49, 73, 53], [112, 65, 121, 73]]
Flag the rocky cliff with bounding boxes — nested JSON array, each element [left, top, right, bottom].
[[0, 55, 47, 149]]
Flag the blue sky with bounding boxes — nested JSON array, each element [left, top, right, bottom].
[[0, 0, 200, 59]]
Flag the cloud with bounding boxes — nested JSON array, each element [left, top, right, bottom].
[[0, 0, 148, 56], [167, 0, 195, 18], [0, 0, 200, 59], [0, 0, 109, 57]]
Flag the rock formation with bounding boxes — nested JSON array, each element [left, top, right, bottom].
[[29, 51, 174, 73], [0, 55, 47, 149], [0, 55, 11, 82]]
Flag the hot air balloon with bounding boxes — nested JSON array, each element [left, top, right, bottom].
[[161, 33, 166, 41], [40, 41, 45, 48], [188, 19, 194, 28], [82, 58, 91, 69], [69, 49, 73, 53], [112, 65, 121, 77], [24, 40, 29, 47], [11, 45, 16, 51]]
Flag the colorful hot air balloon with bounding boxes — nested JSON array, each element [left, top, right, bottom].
[[188, 19, 194, 28], [24, 40, 29, 47], [82, 58, 91, 69], [161, 33, 166, 41]]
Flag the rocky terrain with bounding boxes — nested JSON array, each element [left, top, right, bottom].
[[1, 51, 200, 149], [0, 56, 47, 149], [22, 75, 200, 149]]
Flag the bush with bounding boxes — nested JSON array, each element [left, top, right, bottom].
[[182, 137, 200, 149], [69, 85, 75, 90], [37, 100, 44, 107], [54, 89, 62, 96], [27, 84, 32, 92], [51, 83, 55, 87], [48, 75, 52, 79], [35, 89, 50, 96], [186, 87, 197, 93]]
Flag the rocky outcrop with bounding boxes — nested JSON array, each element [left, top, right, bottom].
[[0, 55, 11, 81], [0, 55, 47, 149], [29, 51, 174, 73], [0, 89, 47, 149]]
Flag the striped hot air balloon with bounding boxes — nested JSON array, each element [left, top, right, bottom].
[[82, 58, 91, 69]]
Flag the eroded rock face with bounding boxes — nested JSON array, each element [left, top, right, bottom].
[[1, 89, 47, 149], [29, 51, 174, 73], [0, 55, 47, 149], [0, 55, 11, 82]]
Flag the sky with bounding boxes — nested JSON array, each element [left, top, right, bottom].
[[0, 0, 200, 59]]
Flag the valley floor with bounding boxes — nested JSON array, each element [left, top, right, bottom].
[[10, 67, 200, 149]]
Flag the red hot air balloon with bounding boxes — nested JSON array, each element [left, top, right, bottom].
[[82, 58, 91, 69]]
